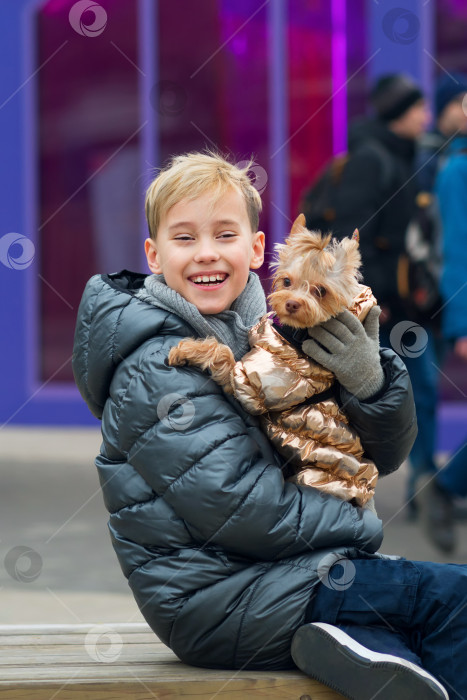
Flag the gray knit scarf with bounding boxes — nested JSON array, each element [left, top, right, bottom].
[[136, 272, 266, 360]]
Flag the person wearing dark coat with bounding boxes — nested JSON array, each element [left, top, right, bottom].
[[326, 75, 444, 527], [415, 73, 467, 552], [329, 74, 430, 333], [72, 152, 467, 700]]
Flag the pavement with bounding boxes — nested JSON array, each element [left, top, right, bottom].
[[1, 427, 466, 625]]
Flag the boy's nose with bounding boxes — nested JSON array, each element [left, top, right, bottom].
[[194, 243, 220, 262]]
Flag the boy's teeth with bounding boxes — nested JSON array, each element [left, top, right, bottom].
[[192, 274, 226, 284]]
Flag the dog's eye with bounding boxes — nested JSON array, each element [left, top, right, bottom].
[[283, 278, 291, 287], [313, 286, 327, 297]]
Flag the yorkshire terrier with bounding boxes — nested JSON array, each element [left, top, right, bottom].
[[168, 214, 378, 507]]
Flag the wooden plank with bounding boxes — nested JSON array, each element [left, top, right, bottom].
[[0, 623, 151, 635], [0, 649, 161, 664], [0, 633, 161, 650], [0, 624, 346, 700], [2, 663, 314, 681], [1, 677, 345, 699], [0, 662, 346, 698]]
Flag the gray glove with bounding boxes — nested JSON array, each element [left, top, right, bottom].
[[302, 306, 385, 400]]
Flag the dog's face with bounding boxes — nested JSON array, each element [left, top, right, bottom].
[[268, 215, 362, 328]]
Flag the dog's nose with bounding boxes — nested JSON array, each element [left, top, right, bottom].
[[285, 299, 300, 314]]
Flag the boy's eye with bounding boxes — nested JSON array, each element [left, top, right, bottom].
[[174, 234, 193, 241], [313, 285, 327, 297], [283, 277, 291, 287], [218, 231, 236, 238]]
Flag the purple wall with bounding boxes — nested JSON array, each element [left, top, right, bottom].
[[0, 0, 465, 452]]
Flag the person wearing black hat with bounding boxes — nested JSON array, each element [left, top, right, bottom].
[[413, 73, 467, 197], [436, 72, 467, 139], [370, 74, 426, 134], [319, 74, 432, 521], [328, 73, 430, 331], [434, 72, 467, 360], [415, 72, 467, 553]]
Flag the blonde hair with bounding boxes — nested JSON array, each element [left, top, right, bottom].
[[145, 151, 262, 239]]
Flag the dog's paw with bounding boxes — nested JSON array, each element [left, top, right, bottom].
[[168, 338, 205, 366], [167, 345, 187, 366]]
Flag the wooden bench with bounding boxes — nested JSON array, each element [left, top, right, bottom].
[[0, 622, 345, 699]]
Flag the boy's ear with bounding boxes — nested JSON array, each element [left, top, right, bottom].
[[250, 231, 265, 270], [144, 238, 162, 274]]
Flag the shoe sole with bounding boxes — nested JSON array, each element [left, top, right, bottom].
[[291, 623, 448, 700]]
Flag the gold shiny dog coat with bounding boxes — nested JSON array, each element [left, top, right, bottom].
[[231, 285, 378, 506]]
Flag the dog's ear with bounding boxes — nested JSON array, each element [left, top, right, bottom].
[[290, 213, 306, 236], [352, 228, 359, 244], [332, 237, 362, 282]]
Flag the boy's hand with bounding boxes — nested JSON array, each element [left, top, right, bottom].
[[302, 306, 385, 400]]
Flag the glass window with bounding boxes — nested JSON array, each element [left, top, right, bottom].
[[156, 0, 271, 279], [38, 0, 272, 383], [37, 0, 142, 382]]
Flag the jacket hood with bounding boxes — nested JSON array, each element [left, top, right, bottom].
[[72, 270, 194, 419], [348, 117, 416, 161]]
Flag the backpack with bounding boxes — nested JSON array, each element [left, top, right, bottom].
[[301, 140, 443, 326], [397, 191, 443, 327], [396, 134, 447, 327], [300, 140, 395, 233]]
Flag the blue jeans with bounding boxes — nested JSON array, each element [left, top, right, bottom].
[[438, 441, 467, 498], [307, 557, 467, 697], [380, 327, 446, 502]]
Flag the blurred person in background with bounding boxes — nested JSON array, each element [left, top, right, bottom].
[[303, 74, 432, 517], [317, 73, 430, 334], [398, 77, 459, 524], [415, 73, 467, 553]]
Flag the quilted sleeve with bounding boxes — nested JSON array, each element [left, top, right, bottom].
[[107, 346, 383, 561], [339, 347, 417, 476]]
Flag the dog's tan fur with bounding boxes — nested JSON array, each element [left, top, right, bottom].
[[168, 337, 235, 393], [167, 215, 362, 390]]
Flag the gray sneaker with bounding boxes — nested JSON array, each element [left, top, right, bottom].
[[291, 622, 449, 700]]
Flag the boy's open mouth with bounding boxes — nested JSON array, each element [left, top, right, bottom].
[[189, 273, 229, 287]]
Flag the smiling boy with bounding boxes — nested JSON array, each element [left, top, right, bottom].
[[144, 187, 265, 315], [72, 152, 467, 700]]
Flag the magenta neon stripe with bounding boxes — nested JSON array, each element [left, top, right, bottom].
[[268, 0, 289, 247], [331, 0, 347, 155]]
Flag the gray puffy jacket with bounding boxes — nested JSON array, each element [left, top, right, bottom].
[[72, 270, 417, 670]]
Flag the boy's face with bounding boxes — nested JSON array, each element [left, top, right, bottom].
[[145, 188, 265, 315]]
